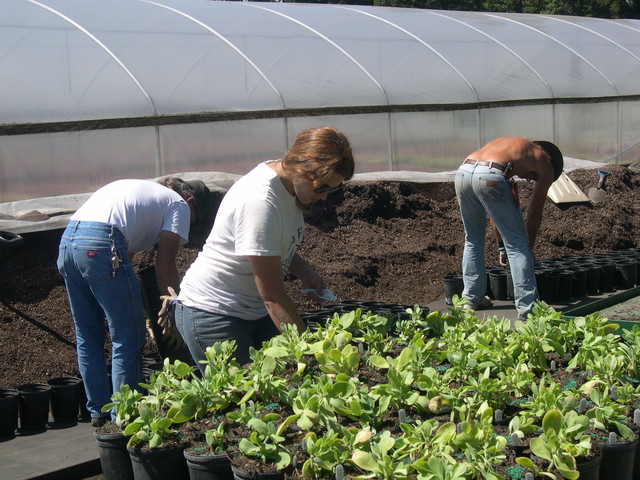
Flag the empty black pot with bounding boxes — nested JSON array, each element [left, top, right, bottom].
[[488, 268, 508, 301], [0, 389, 19, 438], [615, 259, 638, 289], [443, 274, 464, 305], [572, 268, 588, 298], [556, 270, 574, 301], [17, 383, 51, 432], [47, 376, 82, 425], [582, 263, 601, 295], [594, 260, 616, 292]]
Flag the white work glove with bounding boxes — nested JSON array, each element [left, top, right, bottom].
[[157, 287, 185, 350], [498, 247, 508, 268], [158, 287, 177, 334]]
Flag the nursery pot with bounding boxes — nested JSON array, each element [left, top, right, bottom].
[[576, 453, 602, 480], [594, 260, 616, 292], [615, 259, 638, 289], [0, 389, 19, 438], [598, 435, 638, 480], [572, 267, 588, 298], [442, 274, 464, 305], [583, 262, 602, 295], [95, 431, 134, 480], [556, 269, 574, 301], [128, 443, 189, 480], [231, 465, 284, 480], [535, 269, 559, 303], [47, 376, 82, 425], [488, 269, 508, 301], [184, 451, 233, 480], [17, 383, 51, 432]]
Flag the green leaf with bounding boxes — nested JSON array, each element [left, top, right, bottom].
[[368, 354, 390, 369], [263, 346, 289, 357], [541, 409, 562, 434], [351, 450, 379, 472]]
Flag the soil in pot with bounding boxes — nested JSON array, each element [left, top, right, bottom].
[[231, 465, 284, 480]]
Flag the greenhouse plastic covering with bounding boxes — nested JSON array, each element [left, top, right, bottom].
[[1, 0, 639, 206]]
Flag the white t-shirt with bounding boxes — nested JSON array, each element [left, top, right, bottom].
[[71, 179, 191, 252], [178, 162, 304, 320]]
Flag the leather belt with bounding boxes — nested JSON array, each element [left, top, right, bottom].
[[463, 158, 507, 172]]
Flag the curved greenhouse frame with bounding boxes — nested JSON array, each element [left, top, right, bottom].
[[1, 0, 639, 202]]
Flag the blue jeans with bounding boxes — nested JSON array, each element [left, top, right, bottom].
[[175, 303, 279, 370], [57, 221, 146, 418], [455, 162, 538, 317]]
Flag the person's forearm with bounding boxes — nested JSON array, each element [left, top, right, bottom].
[[525, 214, 542, 250], [262, 292, 306, 333], [154, 262, 180, 296], [288, 253, 315, 279]]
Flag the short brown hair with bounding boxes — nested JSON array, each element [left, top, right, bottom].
[[282, 126, 354, 187], [156, 177, 192, 200]]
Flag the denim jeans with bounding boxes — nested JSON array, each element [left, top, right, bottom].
[[455, 162, 538, 317], [57, 221, 145, 418], [175, 303, 279, 370]]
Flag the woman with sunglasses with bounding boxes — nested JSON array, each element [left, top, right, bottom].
[[173, 126, 355, 368]]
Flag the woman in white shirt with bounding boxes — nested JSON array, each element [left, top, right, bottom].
[[175, 126, 355, 367]]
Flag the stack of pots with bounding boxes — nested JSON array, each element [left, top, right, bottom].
[[442, 249, 639, 307], [535, 250, 639, 302]]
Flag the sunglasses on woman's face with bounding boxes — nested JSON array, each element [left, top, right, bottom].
[[314, 183, 343, 195]]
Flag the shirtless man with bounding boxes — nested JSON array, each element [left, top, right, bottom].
[[454, 136, 563, 320]]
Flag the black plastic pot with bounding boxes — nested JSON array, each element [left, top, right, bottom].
[[599, 435, 639, 480], [17, 383, 51, 432], [556, 270, 574, 301], [442, 274, 464, 305], [535, 269, 559, 303], [128, 443, 189, 480], [576, 453, 602, 480], [47, 376, 82, 425], [615, 259, 638, 289], [595, 260, 616, 292], [184, 451, 233, 480], [572, 267, 589, 298], [96, 431, 135, 480], [231, 466, 284, 480], [583, 263, 602, 295], [488, 268, 508, 301], [0, 389, 19, 438]]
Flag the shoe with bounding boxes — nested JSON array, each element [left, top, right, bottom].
[[91, 416, 108, 428], [517, 313, 528, 321], [463, 297, 493, 311]]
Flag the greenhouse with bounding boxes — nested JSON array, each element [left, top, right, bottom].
[[1, 0, 639, 204]]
